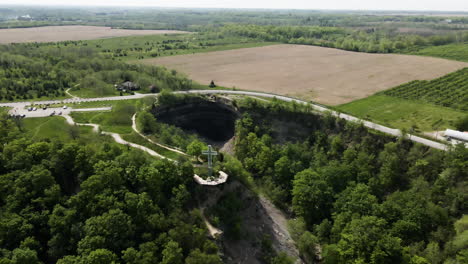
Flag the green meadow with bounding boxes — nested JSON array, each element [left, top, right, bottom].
[[338, 95, 467, 132], [410, 43, 468, 62]]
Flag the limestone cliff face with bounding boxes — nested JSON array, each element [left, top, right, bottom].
[[153, 100, 240, 142]]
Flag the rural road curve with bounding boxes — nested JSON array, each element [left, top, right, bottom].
[[0, 90, 452, 151]]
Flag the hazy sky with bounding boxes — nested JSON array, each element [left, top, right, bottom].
[[2, 0, 468, 12]]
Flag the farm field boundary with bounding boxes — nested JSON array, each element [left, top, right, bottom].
[[142, 44, 468, 105]]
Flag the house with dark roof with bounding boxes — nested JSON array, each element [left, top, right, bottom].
[[116, 81, 139, 92]]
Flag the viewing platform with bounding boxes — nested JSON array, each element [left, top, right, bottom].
[[194, 171, 229, 186]]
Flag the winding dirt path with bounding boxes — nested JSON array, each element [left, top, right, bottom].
[[131, 114, 189, 156], [63, 114, 224, 238], [62, 115, 171, 160], [65, 88, 79, 99]]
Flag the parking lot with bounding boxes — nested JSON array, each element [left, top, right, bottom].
[[9, 106, 112, 118]]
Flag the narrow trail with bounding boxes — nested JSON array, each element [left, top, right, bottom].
[[65, 88, 79, 99], [63, 114, 221, 239], [131, 114, 189, 156], [62, 115, 172, 161]]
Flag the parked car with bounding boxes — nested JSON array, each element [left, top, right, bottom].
[[27, 107, 33, 111], [58, 112, 62, 115], [63, 105, 68, 109], [32, 107, 37, 111]]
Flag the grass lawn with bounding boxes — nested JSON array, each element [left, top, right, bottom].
[[410, 43, 468, 62], [122, 132, 183, 161], [0, 107, 10, 114], [70, 111, 134, 134], [70, 111, 184, 160], [68, 88, 122, 99], [21, 114, 180, 160], [22, 116, 98, 142], [338, 95, 467, 132]]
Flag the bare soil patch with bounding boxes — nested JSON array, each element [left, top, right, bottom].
[[0, 25, 188, 44], [143, 44, 468, 105]]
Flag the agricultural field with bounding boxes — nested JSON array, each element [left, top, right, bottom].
[[380, 68, 467, 111], [337, 95, 467, 132], [144, 44, 468, 105], [411, 43, 468, 62], [0, 25, 188, 44]]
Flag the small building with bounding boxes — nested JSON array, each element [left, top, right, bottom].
[[116, 81, 139, 92], [17, 15, 32, 21], [444, 129, 468, 142]]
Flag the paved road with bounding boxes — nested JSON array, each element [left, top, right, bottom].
[[184, 90, 450, 151], [0, 90, 453, 151]]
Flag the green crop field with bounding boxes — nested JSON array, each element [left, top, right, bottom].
[[411, 43, 468, 62], [338, 95, 467, 132], [379, 68, 468, 111]]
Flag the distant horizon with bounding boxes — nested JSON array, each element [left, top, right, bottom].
[[1, 0, 467, 13]]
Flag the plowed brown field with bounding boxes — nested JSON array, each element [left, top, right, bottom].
[[0, 25, 188, 44], [143, 44, 468, 105]]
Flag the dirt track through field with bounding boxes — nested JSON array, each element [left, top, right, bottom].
[[143, 44, 468, 105], [0, 25, 188, 44]]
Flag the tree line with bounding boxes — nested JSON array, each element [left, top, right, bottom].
[[219, 24, 468, 54]]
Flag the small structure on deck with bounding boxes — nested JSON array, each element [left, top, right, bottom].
[[194, 145, 229, 186], [116, 81, 139, 92], [194, 171, 229, 186], [444, 129, 468, 142]]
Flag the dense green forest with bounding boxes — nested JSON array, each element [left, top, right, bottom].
[[0, 113, 224, 264], [0, 43, 192, 100], [0, 85, 467, 263], [380, 68, 468, 111], [231, 98, 468, 263], [0, 6, 467, 264]]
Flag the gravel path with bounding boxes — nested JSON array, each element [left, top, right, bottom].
[[131, 113, 188, 156], [62, 115, 171, 160]]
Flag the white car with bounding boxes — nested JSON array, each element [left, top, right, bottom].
[[32, 107, 37, 111], [63, 105, 68, 109]]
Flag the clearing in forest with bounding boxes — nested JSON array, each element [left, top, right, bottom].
[[142, 44, 468, 105], [0, 25, 188, 44]]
